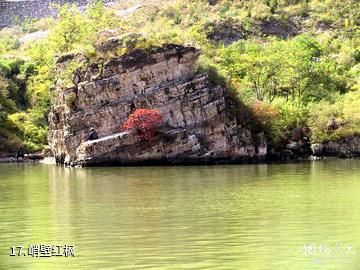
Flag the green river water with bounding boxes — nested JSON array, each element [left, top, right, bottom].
[[0, 160, 359, 270]]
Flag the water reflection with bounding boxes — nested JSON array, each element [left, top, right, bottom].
[[0, 161, 359, 269]]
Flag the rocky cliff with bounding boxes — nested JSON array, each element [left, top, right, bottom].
[[48, 44, 267, 166]]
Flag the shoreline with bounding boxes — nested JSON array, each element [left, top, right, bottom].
[[0, 155, 54, 164], [75, 156, 359, 167], [1, 155, 357, 166], [0, 157, 32, 164]]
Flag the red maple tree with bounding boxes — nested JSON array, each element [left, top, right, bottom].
[[122, 109, 163, 141]]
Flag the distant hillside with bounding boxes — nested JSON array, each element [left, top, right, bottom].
[[0, 0, 92, 25]]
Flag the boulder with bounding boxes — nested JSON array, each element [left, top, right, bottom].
[[326, 117, 340, 132]]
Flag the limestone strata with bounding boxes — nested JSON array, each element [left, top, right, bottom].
[[48, 44, 267, 166]]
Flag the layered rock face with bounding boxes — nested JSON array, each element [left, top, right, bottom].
[[48, 44, 267, 166]]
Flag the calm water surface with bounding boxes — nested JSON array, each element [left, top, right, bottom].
[[0, 160, 359, 269]]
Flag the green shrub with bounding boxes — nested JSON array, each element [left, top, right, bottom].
[[0, 31, 20, 54], [250, 98, 310, 146], [8, 110, 48, 152], [308, 91, 360, 143]]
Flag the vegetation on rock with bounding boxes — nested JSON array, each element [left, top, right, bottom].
[[0, 0, 359, 153], [122, 109, 163, 141]]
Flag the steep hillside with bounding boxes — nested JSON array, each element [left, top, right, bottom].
[[0, 0, 359, 158]]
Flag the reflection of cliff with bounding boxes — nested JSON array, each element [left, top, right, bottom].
[[0, 0, 88, 25]]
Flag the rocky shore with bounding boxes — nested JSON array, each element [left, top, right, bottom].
[[0, 154, 45, 163], [311, 136, 360, 158]]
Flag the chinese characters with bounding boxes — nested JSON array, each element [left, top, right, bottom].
[[10, 244, 75, 258]]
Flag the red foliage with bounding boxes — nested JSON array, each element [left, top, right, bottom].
[[122, 109, 163, 141]]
